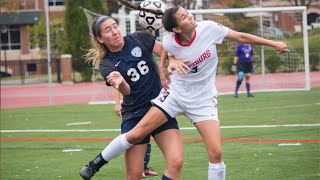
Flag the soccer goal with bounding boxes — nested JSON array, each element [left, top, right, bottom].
[[126, 6, 310, 94]]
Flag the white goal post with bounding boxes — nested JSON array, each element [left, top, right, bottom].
[[124, 6, 310, 94]]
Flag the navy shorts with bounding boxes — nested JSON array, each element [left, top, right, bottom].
[[121, 108, 179, 145], [237, 61, 253, 73]]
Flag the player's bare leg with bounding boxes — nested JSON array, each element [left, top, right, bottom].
[[154, 129, 184, 180], [195, 120, 226, 180], [79, 107, 168, 179], [125, 144, 147, 180]]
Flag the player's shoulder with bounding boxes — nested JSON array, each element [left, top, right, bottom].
[[199, 20, 226, 29], [130, 31, 154, 41], [162, 33, 175, 47], [163, 32, 174, 40], [100, 56, 114, 67]]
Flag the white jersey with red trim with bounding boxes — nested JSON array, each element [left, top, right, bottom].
[[162, 21, 229, 102]]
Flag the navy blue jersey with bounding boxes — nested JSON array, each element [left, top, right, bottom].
[[99, 31, 162, 120]]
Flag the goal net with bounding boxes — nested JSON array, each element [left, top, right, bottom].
[[125, 6, 310, 94], [82, 7, 116, 104]]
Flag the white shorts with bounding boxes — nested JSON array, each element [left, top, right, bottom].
[[151, 88, 219, 124]]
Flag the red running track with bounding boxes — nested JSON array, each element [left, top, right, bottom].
[[1, 72, 319, 109]]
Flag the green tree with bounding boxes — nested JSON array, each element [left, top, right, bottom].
[[63, 0, 107, 81], [28, 17, 64, 59], [1, 0, 20, 12], [221, 0, 259, 33]]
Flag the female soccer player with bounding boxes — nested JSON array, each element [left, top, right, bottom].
[[157, 6, 288, 179], [80, 1, 289, 180], [79, 15, 183, 180]]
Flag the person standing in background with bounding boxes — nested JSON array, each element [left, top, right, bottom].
[[231, 43, 255, 97]]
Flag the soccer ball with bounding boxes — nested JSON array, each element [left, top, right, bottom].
[[138, 0, 167, 30]]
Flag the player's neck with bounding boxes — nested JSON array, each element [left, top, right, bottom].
[[177, 30, 196, 45], [108, 42, 125, 53]]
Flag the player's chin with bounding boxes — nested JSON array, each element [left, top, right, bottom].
[[192, 21, 198, 28]]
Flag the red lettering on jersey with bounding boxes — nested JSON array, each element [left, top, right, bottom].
[[189, 50, 211, 68]]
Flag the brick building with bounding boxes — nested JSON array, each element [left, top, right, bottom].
[[0, 0, 64, 77]]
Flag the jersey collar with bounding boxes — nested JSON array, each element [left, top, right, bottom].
[[174, 30, 196, 46]]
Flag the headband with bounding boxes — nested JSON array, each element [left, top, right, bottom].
[[94, 16, 109, 37]]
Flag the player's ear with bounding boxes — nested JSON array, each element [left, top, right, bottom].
[[172, 27, 181, 33], [97, 36, 104, 44]]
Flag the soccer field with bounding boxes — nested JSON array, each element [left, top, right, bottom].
[[1, 89, 319, 180]]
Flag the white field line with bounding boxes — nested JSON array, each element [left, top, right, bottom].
[[66, 122, 92, 126], [62, 149, 83, 152], [278, 143, 301, 146], [1, 124, 319, 133]]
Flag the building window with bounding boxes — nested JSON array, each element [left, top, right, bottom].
[[27, 63, 37, 72], [49, 0, 64, 6], [1, 25, 21, 50]]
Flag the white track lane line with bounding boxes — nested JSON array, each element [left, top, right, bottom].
[[1, 124, 320, 133]]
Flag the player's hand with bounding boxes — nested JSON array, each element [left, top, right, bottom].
[[272, 41, 289, 54], [231, 64, 237, 72], [168, 58, 190, 76], [107, 71, 124, 89], [159, 67, 170, 89]]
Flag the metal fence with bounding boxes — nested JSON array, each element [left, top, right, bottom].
[[0, 58, 61, 85]]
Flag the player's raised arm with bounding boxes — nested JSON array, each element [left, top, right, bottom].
[[226, 29, 289, 54]]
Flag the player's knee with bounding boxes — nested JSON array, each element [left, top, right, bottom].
[[126, 131, 144, 144], [167, 156, 183, 172], [238, 71, 244, 81], [208, 148, 223, 162]]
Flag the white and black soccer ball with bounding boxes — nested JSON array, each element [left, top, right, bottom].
[[138, 0, 167, 31]]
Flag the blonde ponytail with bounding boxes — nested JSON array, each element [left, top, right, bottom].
[[84, 38, 106, 69]]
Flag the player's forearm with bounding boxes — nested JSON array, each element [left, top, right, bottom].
[[237, 32, 275, 47], [233, 56, 238, 64], [118, 81, 130, 96]]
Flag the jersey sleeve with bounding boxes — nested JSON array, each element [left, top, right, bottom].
[[98, 57, 117, 86], [205, 20, 229, 44], [162, 35, 173, 56], [131, 31, 156, 52]]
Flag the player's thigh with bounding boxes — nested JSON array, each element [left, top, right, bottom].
[[194, 120, 222, 161], [184, 97, 218, 124], [153, 129, 184, 165], [121, 117, 151, 145], [125, 144, 147, 176]]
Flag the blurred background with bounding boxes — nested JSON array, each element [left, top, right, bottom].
[[0, 0, 319, 107]]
